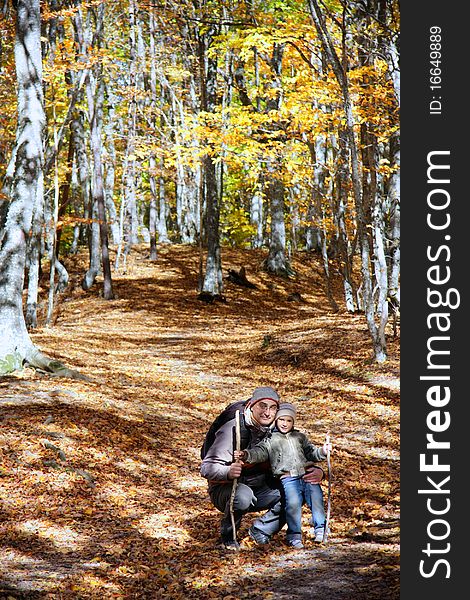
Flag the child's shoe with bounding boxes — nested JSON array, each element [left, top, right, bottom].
[[313, 526, 326, 542], [288, 539, 304, 548], [286, 535, 304, 548]]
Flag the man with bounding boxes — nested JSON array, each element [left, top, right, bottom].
[[200, 386, 323, 550]]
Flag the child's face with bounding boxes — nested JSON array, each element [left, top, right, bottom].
[[276, 415, 294, 433]]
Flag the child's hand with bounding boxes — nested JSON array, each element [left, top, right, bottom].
[[303, 465, 324, 484], [233, 450, 246, 462]]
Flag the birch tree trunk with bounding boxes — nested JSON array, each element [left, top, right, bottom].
[[85, 4, 114, 299], [332, 129, 356, 312], [157, 62, 196, 244], [72, 11, 100, 289], [265, 157, 290, 277], [387, 133, 400, 309], [25, 9, 56, 329], [360, 0, 399, 352], [0, 0, 82, 376], [308, 0, 387, 361], [71, 109, 93, 257], [75, 2, 113, 298], [0, 0, 45, 370], [263, 43, 292, 277], [181, 25, 202, 244], [382, 1, 400, 312], [123, 0, 139, 252], [233, 55, 266, 251], [250, 180, 264, 248], [148, 160, 158, 259], [307, 138, 338, 311], [147, 8, 159, 260], [104, 85, 120, 244], [24, 184, 44, 329], [147, 9, 170, 257]]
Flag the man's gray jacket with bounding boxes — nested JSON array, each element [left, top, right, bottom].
[[200, 415, 270, 489]]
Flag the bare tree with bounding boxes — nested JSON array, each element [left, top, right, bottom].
[[74, 2, 114, 299], [199, 21, 224, 297], [307, 0, 390, 362]]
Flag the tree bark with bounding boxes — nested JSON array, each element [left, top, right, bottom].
[[87, 4, 113, 299], [265, 157, 290, 277], [75, 3, 114, 299], [0, 0, 84, 377], [24, 185, 44, 330], [308, 0, 387, 361], [263, 43, 291, 277], [147, 8, 159, 260], [123, 0, 139, 252], [103, 84, 120, 244], [200, 27, 223, 296], [250, 182, 264, 248]]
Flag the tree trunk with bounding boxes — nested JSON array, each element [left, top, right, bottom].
[[158, 161, 170, 243], [265, 157, 290, 277], [147, 8, 159, 259], [71, 11, 100, 289], [123, 0, 139, 252], [0, 0, 83, 377], [250, 181, 264, 248], [24, 189, 44, 330], [0, 0, 45, 369], [148, 152, 159, 260], [308, 0, 387, 361], [307, 138, 338, 311], [387, 135, 400, 307], [382, 3, 400, 310], [86, 4, 113, 299], [202, 155, 223, 295], [263, 43, 291, 277], [200, 29, 223, 296], [332, 129, 356, 312], [74, 2, 113, 298], [104, 85, 120, 244]]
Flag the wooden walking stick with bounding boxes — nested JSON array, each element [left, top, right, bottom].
[[229, 409, 241, 543], [323, 431, 332, 543]]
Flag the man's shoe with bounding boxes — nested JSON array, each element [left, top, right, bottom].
[[248, 526, 270, 545], [221, 539, 240, 551]]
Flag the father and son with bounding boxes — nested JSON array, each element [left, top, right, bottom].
[[200, 386, 332, 550]]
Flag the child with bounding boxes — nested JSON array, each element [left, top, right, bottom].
[[235, 402, 331, 548]]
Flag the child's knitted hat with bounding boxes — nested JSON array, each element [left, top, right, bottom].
[[276, 402, 296, 421]]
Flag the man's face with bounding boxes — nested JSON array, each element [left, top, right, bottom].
[[251, 399, 279, 426]]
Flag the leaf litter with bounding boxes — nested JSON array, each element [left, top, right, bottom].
[[0, 244, 399, 598]]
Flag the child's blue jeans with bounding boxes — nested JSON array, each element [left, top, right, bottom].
[[281, 475, 326, 541]]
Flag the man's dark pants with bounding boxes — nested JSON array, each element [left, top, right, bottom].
[[209, 480, 283, 542]]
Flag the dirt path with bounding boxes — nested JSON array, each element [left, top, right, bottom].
[[0, 245, 399, 599]]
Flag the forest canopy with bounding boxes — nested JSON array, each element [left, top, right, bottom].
[[0, 0, 399, 367]]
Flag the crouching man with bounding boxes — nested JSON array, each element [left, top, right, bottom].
[[200, 386, 323, 550]]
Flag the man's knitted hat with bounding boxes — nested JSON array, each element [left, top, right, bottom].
[[276, 402, 296, 421], [247, 386, 280, 407]]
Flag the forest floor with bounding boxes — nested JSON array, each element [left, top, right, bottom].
[[0, 244, 399, 599]]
